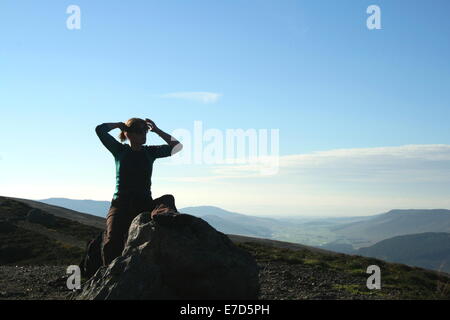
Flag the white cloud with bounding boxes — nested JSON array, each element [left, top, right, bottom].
[[162, 144, 450, 183], [278, 144, 450, 183], [160, 91, 222, 104]]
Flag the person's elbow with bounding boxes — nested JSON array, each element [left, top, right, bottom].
[[95, 124, 106, 135], [171, 142, 183, 155]]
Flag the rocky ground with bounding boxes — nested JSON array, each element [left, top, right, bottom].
[[258, 261, 388, 300], [0, 262, 386, 300], [0, 265, 71, 300]]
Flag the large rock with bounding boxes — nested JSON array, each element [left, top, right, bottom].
[[76, 208, 260, 300]]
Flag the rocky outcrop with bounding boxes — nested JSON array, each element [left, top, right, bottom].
[[76, 208, 260, 300]]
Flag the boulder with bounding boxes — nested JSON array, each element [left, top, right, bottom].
[[26, 208, 56, 227], [76, 207, 260, 300]]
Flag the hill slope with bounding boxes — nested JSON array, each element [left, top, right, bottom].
[[0, 196, 103, 265], [332, 209, 450, 247], [357, 232, 450, 273], [5, 196, 105, 229]]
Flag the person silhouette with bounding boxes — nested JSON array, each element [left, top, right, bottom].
[[95, 117, 183, 266]]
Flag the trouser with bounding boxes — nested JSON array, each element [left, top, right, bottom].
[[101, 193, 177, 266]]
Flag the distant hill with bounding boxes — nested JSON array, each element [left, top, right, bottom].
[[6, 196, 105, 229], [319, 241, 357, 254], [38, 197, 450, 275], [36, 198, 278, 239], [22, 198, 450, 273], [37, 200, 283, 239], [332, 209, 450, 248], [38, 198, 111, 218], [357, 232, 450, 273], [180, 205, 283, 238], [1, 195, 450, 300]]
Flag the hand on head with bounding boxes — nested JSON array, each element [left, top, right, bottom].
[[145, 118, 159, 132]]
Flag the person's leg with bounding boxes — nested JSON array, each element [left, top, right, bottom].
[[132, 195, 154, 217], [102, 197, 133, 266], [102, 195, 175, 265], [151, 194, 178, 212]]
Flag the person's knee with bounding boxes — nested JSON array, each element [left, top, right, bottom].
[[102, 240, 113, 265], [152, 194, 177, 212], [103, 236, 120, 253], [162, 194, 175, 200], [159, 194, 175, 204], [102, 235, 125, 265]]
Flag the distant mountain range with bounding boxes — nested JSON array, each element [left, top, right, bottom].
[[34, 197, 450, 273], [8, 197, 105, 229], [331, 209, 450, 248], [0, 195, 331, 264], [180, 205, 283, 238], [37, 198, 282, 239], [38, 198, 111, 218]]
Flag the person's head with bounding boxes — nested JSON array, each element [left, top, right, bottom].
[[119, 118, 149, 145]]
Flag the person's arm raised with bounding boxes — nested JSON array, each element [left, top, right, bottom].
[[145, 118, 183, 157], [96, 122, 126, 131], [95, 122, 126, 156]]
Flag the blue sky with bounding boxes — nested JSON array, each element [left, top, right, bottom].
[[1, 0, 450, 216]]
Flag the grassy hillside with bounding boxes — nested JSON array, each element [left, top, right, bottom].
[[0, 196, 103, 265], [236, 241, 450, 299], [2, 196, 450, 300], [4, 196, 105, 229]]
